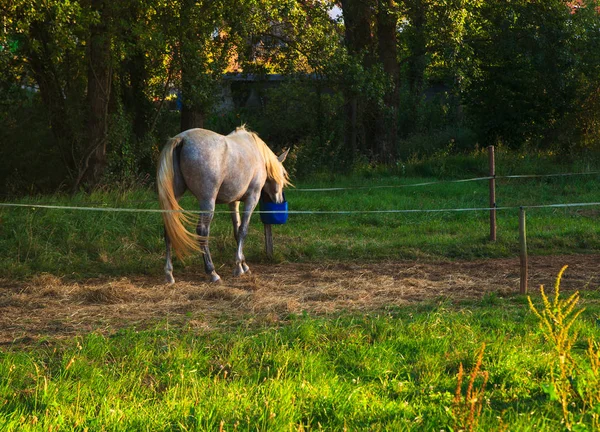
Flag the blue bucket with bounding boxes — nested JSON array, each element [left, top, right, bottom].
[[259, 193, 288, 224]]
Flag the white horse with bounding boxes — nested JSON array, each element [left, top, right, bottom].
[[156, 126, 290, 283]]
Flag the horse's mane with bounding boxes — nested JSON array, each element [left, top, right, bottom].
[[233, 126, 291, 187]]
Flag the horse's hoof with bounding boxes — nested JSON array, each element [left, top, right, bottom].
[[242, 263, 250, 273], [233, 267, 251, 277], [209, 273, 222, 283], [165, 274, 175, 284]]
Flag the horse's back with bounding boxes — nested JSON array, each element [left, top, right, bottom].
[[176, 128, 264, 203], [178, 128, 226, 155], [177, 128, 256, 169]]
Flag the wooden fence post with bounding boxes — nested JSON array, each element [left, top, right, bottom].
[[264, 224, 273, 259], [488, 145, 497, 241], [519, 207, 528, 294]]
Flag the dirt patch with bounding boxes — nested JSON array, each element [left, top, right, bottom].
[[0, 255, 598, 344]]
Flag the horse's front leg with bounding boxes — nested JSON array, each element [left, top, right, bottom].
[[197, 205, 221, 283], [233, 196, 258, 277]]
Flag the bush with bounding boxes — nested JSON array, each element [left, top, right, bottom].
[[0, 88, 68, 195], [398, 126, 479, 160]]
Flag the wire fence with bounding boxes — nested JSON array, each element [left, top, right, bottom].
[[1, 170, 598, 215], [2, 165, 598, 292], [292, 171, 600, 192], [1, 201, 600, 215]]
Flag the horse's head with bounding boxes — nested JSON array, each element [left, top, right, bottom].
[[263, 148, 290, 204]]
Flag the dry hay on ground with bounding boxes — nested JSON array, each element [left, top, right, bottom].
[[0, 254, 598, 345]]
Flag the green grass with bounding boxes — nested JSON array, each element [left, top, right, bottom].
[[1, 292, 599, 431], [1, 153, 599, 430], [1, 153, 599, 279]]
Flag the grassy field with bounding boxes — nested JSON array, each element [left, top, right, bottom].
[[1, 286, 599, 431], [0, 151, 598, 280], [1, 152, 599, 430]]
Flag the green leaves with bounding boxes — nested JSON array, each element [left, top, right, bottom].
[[2, 0, 600, 192], [542, 382, 560, 401], [460, 0, 600, 150]]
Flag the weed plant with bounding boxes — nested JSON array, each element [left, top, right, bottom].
[[452, 343, 489, 432], [529, 266, 600, 430]]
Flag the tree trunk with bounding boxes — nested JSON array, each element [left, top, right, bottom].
[[340, 0, 376, 60], [75, 0, 112, 190], [179, 0, 206, 132], [340, 0, 375, 162], [376, 0, 399, 161], [180, 104, 205, 131], [123, 50, 151, 141], [26, 21, 78, 175], [408, 0, 426, 111], [377, 1, 399, 80], [120, 1, 151, 142]]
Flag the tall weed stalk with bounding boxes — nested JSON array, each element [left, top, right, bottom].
[[528, 265, 600, 430], [452, 342, 489, 432]]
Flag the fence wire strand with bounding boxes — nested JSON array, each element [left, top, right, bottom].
[[1, 170, 598, 215], [292, 171, 600, 192], [1, 202, 599, 215]]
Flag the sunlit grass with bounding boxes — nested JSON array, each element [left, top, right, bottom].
[[1, 290, 599, 431]]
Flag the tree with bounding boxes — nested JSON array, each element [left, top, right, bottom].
[[76, 0, 114, 189], [169, 0, 252, 132], [460, 0, 593, 149], [2, 0, 598, 194], [339, 0, 400, 162]]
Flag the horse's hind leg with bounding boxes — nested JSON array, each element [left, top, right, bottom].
[[164, 228, 175, 284], [230, 201, 241, 242], [197, 203, 221, 283], [163, 160, 186, 284]]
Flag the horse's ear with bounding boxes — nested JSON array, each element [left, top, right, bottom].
[[278, 148, 290, 163]]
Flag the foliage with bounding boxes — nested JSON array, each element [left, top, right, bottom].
[[1, 0, 600, 193], [0, 88, 66, 195], [528, 266, 600, 430], [0, 0, 91, 184], [205, 77, 347, 177], [460, 0, 600, 151], [254, 79, 347, 177]]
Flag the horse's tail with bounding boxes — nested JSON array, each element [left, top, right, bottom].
[[157, 136, 202, 260]]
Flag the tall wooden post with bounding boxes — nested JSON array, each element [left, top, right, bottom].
[[264, 224, 273, 259], [488, 145, 497, 241], [519, 207, 528, 294]]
